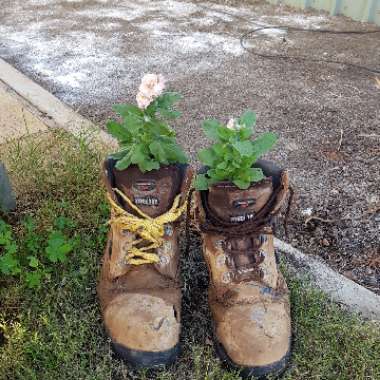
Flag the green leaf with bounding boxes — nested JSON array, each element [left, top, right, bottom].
[[45, 231, 73, 263], [0, 250, 20, 275], [149, 141, 169, 165], [194, 174, 209, 190], [216, 161, 228, 170], [106, 121, 131, 142], [239, 110, 256, 129], [130, 144, 148, 165], [139, 159, 160, 172], [232, 179, 251, 190], [122, 114, 144, 134], [198, 148, 217, 166], [249, 168, 264, 182], [154, 92, 182, 119], [217, 125, 233, 141], [239, 126, 253, 140], [28, 256, 39, 268], [202, 120, 221, 141], [115, 152, 132, 171], [207, 168, 227, 181], [251, 132, 277, 158], [164, 144, 188, 164], [25, 271, 42, 289], [113, 104, 142, 117], [232, 141, 253, 156]]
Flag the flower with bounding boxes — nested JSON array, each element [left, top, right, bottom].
[[136, 74, 166, 109], [136, 92, 152, 109], [226, 118, 236, 130], [226, 118, 242, 131], [139, 73, 166, 97]]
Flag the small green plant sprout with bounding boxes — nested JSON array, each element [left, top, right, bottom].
[[107, 74, 188, 172], [0, 216, 75, 289], [194, 110, 277, 190]]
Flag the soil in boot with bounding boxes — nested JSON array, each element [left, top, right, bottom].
[[98, 158, 193, 368], [194, 160, 292, 379]]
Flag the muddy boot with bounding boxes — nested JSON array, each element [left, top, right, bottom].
[[98, 158, 193, 368], [194, 160, 291, 379]]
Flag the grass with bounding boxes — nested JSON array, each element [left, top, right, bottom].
[[0, 130, 379, 380]]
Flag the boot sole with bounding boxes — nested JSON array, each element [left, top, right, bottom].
[[112, 341, 180, 368], [214, 338, 291, 379]]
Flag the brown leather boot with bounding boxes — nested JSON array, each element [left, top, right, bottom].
[[194, 160, 291, 379], [98, 158, 193, 368]]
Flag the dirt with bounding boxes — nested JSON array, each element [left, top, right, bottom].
[[0, 0, 379, 293]]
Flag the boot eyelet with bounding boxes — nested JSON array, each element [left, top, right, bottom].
[[215, 239, 225, 249], [260, 234, 268, 245], [159, 254, 170, 265], [164, 225, 173, 237], [216, 254, 226, 267], [222, 271, 232, 284]]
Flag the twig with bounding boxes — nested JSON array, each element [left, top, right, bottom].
[[358, 134, 380, 138], [337, 128, 343, 151], [304, 215, 334, 226], [21, 107, 29, 133]]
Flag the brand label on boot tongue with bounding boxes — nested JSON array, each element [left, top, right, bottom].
[[134, 196, 159, 206], [230, 212, 255, 223], [133, 180, 156, 192]]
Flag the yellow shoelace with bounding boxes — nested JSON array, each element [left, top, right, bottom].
[[107, 188, 188, 265]]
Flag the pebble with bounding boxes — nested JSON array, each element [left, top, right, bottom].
[[322, 238, 330, 247]]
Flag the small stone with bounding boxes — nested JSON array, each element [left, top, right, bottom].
[[322, 238, 330, 247]]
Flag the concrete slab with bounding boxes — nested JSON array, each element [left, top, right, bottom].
[[0, 80, 48, 144], [0, 60, 116, 148]]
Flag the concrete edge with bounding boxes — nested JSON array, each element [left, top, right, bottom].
[[2, 58, 379, 320], [0, 58, 117, 148], [275, 238, 380, 321]]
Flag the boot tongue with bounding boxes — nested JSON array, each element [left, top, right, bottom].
[[113, 165, 182, 218], [207, 178, 273, 223]]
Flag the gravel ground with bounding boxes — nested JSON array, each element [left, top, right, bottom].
[[0, 0, 379, 292]]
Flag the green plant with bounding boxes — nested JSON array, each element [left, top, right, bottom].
[[194, 110, 277, 190], [0, 216, 75, 289], [107, 78, 188, 172]]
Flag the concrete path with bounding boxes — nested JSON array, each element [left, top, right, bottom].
[[0, 81, 48, 144]]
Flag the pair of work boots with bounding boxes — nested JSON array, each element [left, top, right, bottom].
[[98, 158, 291, 379]]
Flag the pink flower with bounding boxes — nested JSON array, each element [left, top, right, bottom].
[[136, 74, 166, 110], [136, 92, 153, 109]]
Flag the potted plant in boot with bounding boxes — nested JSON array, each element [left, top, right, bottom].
[[194, 111, 292, 379], [98, 74, 193, 368]]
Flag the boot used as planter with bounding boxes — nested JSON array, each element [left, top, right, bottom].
[[194, 160, 291, 379], [98, 159, 193, 367], [98, 74, 191, 367], [194, 111, 292, 379]]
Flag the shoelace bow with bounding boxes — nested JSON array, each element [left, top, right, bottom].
[[107, 188, 188, 266]]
